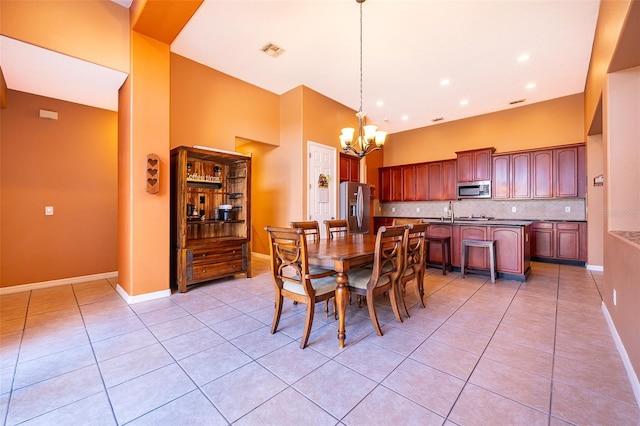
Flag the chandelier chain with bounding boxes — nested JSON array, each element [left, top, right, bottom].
[[359, 0, 363, 114]]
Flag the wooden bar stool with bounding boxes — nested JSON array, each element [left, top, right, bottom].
[[461, 239, 497, 283], [425, 236, 452, 275]]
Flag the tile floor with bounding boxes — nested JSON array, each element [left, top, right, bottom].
[[1, 259, 639, 425]]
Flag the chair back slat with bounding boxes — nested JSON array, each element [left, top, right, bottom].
[[289, 221, 321, 241], [324, 219, 349, 239], [372, 225, 409, 289]]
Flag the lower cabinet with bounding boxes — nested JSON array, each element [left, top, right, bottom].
[[373, 217, 394, 234], [531, 221, 586, 264], [180, 241, 248, 290]]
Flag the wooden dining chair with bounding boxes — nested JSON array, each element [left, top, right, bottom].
[[345, 225, 409, 336], [289, 221, 321, 241], [265, 226, 337, 349], [324, 219, 349, 239], [397, 222, 429, 318]]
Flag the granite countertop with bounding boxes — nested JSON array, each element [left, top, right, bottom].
[[422, 218, 534, 226]]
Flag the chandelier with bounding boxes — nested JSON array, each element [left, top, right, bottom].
[[339, 0, 386, 158]]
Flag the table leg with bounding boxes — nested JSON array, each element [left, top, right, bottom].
[[335, 272, 349, 348]]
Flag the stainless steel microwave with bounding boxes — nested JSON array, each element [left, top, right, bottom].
[[457, 181, 491, 199]]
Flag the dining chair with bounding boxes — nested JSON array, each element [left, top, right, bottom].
[[397, 222, 429, 317], [265, 226, 337, 349], [289, 220, 321, 241], [324, 219, 350, 239], [346, 225, 409, 336]]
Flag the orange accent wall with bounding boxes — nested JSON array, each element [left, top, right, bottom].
[[383, 94, 584, 166], [132, 0, 203, 44], [0, 67, 7, 109], [170, 53, 280, 151], [117, 31, 170, 297], [1, 90, 118, 287], [0, 0, 129, 73]]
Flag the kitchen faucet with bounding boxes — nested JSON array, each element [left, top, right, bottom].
[[449, 201, 454, 223]]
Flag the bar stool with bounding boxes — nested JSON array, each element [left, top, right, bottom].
[[425, 236, 452, 275], [461, 239, 497, 283]]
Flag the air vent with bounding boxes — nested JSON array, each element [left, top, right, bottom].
[[260, 42, 285, 58], [509, 98, 526, 105], [432, 117, 444, 122]]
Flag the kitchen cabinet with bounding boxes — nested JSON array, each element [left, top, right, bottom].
[[339, 153, 360, 182], [456, 148, 494, 182], [531, 221, 586, 264], [415, 163, 429, 200], [442, 160, 458, 200], [428, 162, 443, 200], [555, 147, 578, 197], [532, 149, 554, 198], [531, 146, 583, 199], [373, 217, 394, 234], [402, 165, 415, 200], [491, 226, 530, 275], [379, 168, 392, 202], [492, 152, 531, 199], [391, 167, 403, 201], [426, 223, 454, 266], [171, 146, 251, 293], [459, 225, 488, 269]]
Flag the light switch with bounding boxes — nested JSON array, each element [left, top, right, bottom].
[[45, 206, 54, 216]]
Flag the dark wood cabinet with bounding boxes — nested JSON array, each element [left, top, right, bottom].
[[492, 152, 531, 199], [415, 163, 429, 200], [427, 223, 454, 265], [379, 168, 391, 202], [373, 217, 394, 234], [459, 225, 488, 269], [555, 147, 578, 197], [532, 149, 554, 198], [339, 153, 360, 182], [531, 221, 586, 264], [491, 226, 529, 275], [456, 148, 494, 182], [391, 167, 403, 201], [171, 146, 251, 293], [442, 160, 457, 200], [428, 162, 443, 200], [402, 165, 416, 201]]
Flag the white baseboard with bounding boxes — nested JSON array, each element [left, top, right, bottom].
[[116, 284, 171, 305], [0, 272, 118, 295], [587, 264, 604, 271], [601, 301, 640, 407]]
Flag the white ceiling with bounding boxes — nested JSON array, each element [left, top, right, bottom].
[[2, 0, 600, 134]]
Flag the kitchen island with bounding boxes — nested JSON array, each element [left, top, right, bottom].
[[376, 217, 532, 281]]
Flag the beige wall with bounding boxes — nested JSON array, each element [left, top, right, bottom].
[[586, 134, 604, 267], [170, 53, 281, 151], [1, 90, 118, 287], [383, 94, 584, 166], [0, 0, 129, 73]]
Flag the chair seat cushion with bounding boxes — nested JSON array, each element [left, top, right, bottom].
[[283, 275, 337, 297], [347, 267, 391, 290]]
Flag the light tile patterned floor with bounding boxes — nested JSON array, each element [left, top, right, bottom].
[[1, 259, 639, 425]]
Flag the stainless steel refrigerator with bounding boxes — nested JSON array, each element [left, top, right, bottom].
[[340, 181, 371, 234]]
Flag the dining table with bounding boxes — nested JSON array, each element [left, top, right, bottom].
[[306, 233, 378, 348]]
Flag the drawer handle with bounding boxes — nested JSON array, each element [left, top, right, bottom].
[[202, 269, 206, 273], [201, 254, 207, 257]]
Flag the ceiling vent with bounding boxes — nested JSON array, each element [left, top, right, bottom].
[[509, 98, 526, 105], [260, 42, 285, 58], [432, 117, 444, 122]]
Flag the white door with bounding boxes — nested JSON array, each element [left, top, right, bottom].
[[307, 141, 337, 239]]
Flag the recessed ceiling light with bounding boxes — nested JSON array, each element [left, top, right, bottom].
[[460, 99, 469, 106], [517, 53, 530, 62], [440, 79, 450, 86], [401, 115, 409, 121], [376, 100, 384, 107], [526, 82, 536, 89]]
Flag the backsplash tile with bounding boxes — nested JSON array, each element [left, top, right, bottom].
[[376, 198, 586, 221]]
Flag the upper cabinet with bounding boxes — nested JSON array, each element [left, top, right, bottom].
[[456, 148, 495, 182], [379, 160, 455, 202], [492, 152, 531, 199], [339, 153, 360, 182], [532, 145, 584, 199]]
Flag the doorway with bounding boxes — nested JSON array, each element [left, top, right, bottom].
[[307, 141, 337, 239]]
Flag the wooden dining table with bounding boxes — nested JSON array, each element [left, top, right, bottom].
[[306, 233, 378, 348]]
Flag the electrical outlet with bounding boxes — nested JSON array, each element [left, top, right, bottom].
[[378, 207, 381, 212], [511, 206, 517, 213], [45, 206, 54, 216], [392, 207, 395, 212], [444, 206, 449, 212], [565, 206, 571, 213], [416, 207, 420, 212], [613, 289, 617, 306]]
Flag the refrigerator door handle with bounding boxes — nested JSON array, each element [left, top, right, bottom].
[[356, 185, 363, 228]]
